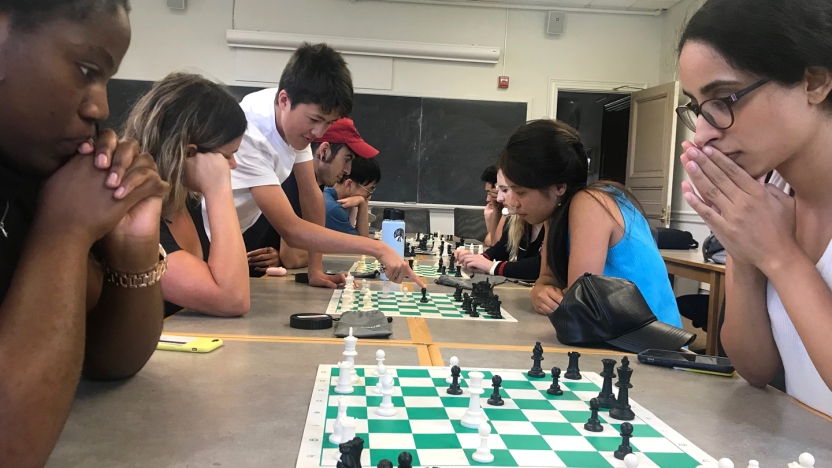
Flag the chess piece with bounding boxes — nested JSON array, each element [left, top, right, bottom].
[[420, 287, 429, 303], [487, 375, 504, 406], [528, 342, 545, 378], [461, 293, 472, 312], [374, 363, 387, 395], [454, 264, 463, 277], [336, 436, 364, 468], [447, 365, 463, 395], [376, 373, 397, 417], [547, 367, 563, 395], [717, 459, 734, 468], [436, 257, 444, 273], [597, 358, 617, 409], [381, 281, 391, 299], [798, 453, 815, 468], [453, 286, 463, 302], [564, 351, 582, 380], [329, 397, 347, 444], [335, 361, 354, 394], [446, 356, 460, 384], [397, 452, 413, 468], [471, 422, 495, 463], [746, 461, 759, 468], [376, 460, 393, 468], [460, 371, 485, 428], [333, 417, 357, 461], [609, 356, 635, 421], [613, 422, 634, 460], [373, 350, 385, 376], [623, 454, 640, 468], [343, 328, 359, 384], [584, 398, 603, 432]]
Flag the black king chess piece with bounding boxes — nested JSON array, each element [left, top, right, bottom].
[[546, 367, 563, 395], [528, 342, 545, 378], [584, 398, 604, 432], [609, 356, 635, 421], [614, 422, 634, 460], [597, 358, 617, 409]]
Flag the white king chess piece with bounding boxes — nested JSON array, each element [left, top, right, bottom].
[[343, 328, 359, 384]]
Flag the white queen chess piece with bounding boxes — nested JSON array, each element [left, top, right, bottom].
[[461, 371, 486, 428]]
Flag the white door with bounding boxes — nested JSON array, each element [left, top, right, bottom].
[[625, 82, 680, 228]]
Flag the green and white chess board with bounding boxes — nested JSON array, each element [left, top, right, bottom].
[[349, 260, 470, 279], [297, 365, 716, 468], [326, 290, 516, 322]]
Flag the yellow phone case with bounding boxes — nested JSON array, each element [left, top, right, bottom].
[[157, 335, 224, 353]]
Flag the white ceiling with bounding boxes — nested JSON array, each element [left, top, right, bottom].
[[427, 0, 684, 12]]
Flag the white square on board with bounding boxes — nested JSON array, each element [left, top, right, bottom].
[[600, 452, 661, 468], [542, 435, 596, 451], [549, 400, 591, 411], [503, 389, 546, 400], [456, 433, 507, 450], [327, 395, 367, 408], [509, 449, 564, 467], [402, 397, 444, 408], [368, 433, 416, 449], [520, 409, 568, 423], [630, 437, 684, 453], [397, 377, 435, 387], [571, 422, 619, 437], [489, 421, 539, 435], [409, 419, 455, 434], [416, 449, 470, 465]]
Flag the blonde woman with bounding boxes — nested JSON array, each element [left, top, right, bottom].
[[123, 73, 253, 317], [457, 170, 544, 280]]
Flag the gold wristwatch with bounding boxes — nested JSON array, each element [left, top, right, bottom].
[[105, 245, 168, 288]]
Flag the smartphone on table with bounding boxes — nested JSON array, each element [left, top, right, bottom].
[[638, 349, 735, 375]]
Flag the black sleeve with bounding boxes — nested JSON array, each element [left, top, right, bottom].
[[483, 224, 510, 261], [495, 255, 541, 281], [160, 218, 183, 256]]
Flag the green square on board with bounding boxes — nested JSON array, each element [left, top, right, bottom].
[[483, 408, 528, 422], [513, 399, 556, 410], [368, 419, 412, 434], [499, 434, 551, 451], [406, 407, 449, 420], [562, 381, 601, 392], [396, 369, 432, 378], [463, 449, 518, 466], [646, 453, 702, 468], [531, 421, 582, 436], [555, 451, 613, 467], [400, 386, 439, 397], [412, 433, 463, 449]]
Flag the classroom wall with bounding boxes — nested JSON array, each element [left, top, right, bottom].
[[660, 0, 710, 245]]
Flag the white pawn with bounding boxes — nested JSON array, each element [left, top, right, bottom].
[[381, 280, 391, 299], [746, 461, 759, 468], [799, 453, 815, 468], [373, 260, 380, 271], [345, 274, 355, 289], [623, 453, 640, 468], [375, 363, 388, 395], [461, 371, 485, 428], [361, 279, 370, 291], [356, 260, 366, 273], [373, 350, 385, 376], [329, 397, 347, 445], [361, 255, 367, 264], [446, 356, 460, 384], [375, 373, 397, 417], [334, 361, 354, 394], [718, 459, 734, 468], [333, 416, 356, 460], [471, 422, 494, 463]]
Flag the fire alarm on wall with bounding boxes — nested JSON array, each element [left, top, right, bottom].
[[498, 76, 510, 89]]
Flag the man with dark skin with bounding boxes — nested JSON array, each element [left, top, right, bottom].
[[0, 1, 169, 465]]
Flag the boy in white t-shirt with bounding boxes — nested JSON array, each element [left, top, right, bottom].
[[203, 43, 422, 287]]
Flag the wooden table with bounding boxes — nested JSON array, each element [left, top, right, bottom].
[[660, 250, 726, 356]]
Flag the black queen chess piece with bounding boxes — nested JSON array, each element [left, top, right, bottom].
[[597, 358, 617, 409], [528, 342, 545, 378], [609, 356, 635, 421]]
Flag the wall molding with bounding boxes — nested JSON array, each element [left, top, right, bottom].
[[227, 30, 501, 64], [670, 209, 706, 225]]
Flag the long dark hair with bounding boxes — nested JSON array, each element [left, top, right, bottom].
[[496, 119, 640, 286], [0, 0, 131, 30], [680, 0, 832, 107]]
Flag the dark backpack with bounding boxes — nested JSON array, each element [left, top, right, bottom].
[[655, 227, 699, 250]]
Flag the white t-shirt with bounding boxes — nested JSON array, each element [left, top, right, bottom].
[[765, 170, 832, 416], [202, 88, 313, 238]]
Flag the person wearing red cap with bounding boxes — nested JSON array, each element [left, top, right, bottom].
[[278, 118, 379, 265], [208, 43, 422, 288]]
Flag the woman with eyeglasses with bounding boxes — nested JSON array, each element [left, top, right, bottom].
[[678, 0, 832, 416], [325, 156, 381, 237]]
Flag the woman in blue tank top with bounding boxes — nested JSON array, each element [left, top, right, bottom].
[[495, 119, 682, 328]]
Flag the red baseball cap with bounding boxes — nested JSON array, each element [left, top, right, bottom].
[[314, 118, 379, 158]]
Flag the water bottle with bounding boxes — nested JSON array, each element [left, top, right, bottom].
[[380, 208, 405, 280]]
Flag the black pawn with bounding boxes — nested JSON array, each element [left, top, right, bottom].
[[613, 422, 634, 460], [376, 460, 393, 468], [436, 257, 444, 273], [597, 358, 617, 409], [397, 451, 413, 468], [447, 365, 463, 395], [420, 287, 429, 303], [609, 357, 635, 421], [528, 342, 545, 378], [547, 367, 563, 395], [584, 398, 604, 432], [487, 375, 504, 406], [564, 351, 582, 380], [440, 265, 447, 275], [453, 286, 463, 302]]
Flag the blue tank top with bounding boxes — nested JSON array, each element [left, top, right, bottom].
[[600, 188, 682, 328]]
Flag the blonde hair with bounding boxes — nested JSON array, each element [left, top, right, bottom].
[[122, 73, 247, 217], [505, 215, 530, 261]]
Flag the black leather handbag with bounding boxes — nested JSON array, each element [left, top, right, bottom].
[[655, 227, 699, 250], [549, 273, 695, 353]]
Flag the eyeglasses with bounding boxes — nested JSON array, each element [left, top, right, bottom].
[[676, 79, 770, 132], [357, 184, 376, 196]]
